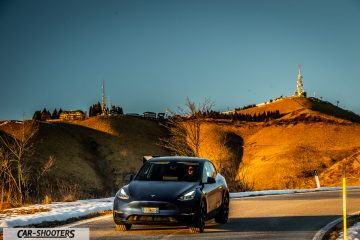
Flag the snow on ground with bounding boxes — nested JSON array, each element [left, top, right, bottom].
[[1, 187, 360, 239], [337, 221, 360, 240], [0, 198, 113, 230], [0, 121, 9, 126]]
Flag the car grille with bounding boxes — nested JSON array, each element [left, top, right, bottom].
[[127, 215, 177, 222]]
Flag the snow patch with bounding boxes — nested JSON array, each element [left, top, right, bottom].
[[0, 198, 113, 230], [0, 121, 9, 126]]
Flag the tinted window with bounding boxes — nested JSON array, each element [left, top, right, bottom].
[[208, 162, 216, 177], [135, 161, 200, 182], [202, 162, 216, 183]]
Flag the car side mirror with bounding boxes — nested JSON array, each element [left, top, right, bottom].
[[206, 176, 216, 184], [124, 174, 134, 182]]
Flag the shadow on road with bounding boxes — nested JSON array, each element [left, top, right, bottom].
[[110, 215, 340, 234], [87, 215, 343, 239], [204, 215, 341, 233]]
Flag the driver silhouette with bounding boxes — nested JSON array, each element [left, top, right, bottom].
[[183, 165, 195, 181]]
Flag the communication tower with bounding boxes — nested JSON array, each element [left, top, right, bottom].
[[101, 80, 107, 115], [294, 64, 306, 97]]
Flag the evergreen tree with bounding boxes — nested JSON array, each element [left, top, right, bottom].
[[32, 111, 41, 120], [41, 108, 51, 121], [117, 106, 123, 115], [94, 102, 101, 115], [88, 102, 104, 116], [51, 109, 58, 119], [89, 106, 93, 117]]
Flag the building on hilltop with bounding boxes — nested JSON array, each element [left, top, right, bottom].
[[143, 111, 157, 119], [294, 64, 306, 97], [59, 110, 86, 120]]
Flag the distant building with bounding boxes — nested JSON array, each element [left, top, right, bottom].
[[143, 111, 157, 119], [222, 110, 235, 115], [59, 110, 86, 120], [125, 113, 140, 117]]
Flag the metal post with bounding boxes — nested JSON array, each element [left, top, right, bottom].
[[342, 167, 347, 240], [314, 170, 321, 189]]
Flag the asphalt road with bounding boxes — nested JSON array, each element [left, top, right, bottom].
[[74, 189, 360, 240]]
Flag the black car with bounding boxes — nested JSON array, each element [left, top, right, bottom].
[[113, 156, 229, 233]]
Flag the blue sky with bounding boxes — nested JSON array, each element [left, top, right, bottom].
[[1, 0, 359, 120]]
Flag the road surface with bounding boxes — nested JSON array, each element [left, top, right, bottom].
[[73, 189, 360, 239]]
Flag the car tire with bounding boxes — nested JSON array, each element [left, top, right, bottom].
[[189, 200, 206, 233], [215, 193, 229, 224], [115, 223, 132, 231]]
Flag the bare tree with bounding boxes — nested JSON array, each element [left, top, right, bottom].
[[161, 98, 214, 157], [0, 146, 16, 205], [160, 98, 253, 191], [160, 114, 194, 156], [0, 120, 38, 205], [35, 155, 56, 201]]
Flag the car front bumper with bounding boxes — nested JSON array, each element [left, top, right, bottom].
[[113, 199, 197, 226]]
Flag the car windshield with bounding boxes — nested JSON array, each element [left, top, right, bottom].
[[135, 161, 200, 182]]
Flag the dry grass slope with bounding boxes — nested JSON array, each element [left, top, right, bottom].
[[1, 97, 359, 196], [0, 116, 170, 199], [198, 97, 360, 190], [238, 97, 360, 123]]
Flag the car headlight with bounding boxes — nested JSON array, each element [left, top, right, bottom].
[[116, 188, 129, 200], [178, 190, 196, 201]]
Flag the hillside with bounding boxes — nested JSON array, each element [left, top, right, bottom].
[[198, 97, 360, 190], [237, 97, 360, 123], [0, 116, 169, 200], [1, 97, 360, 199]]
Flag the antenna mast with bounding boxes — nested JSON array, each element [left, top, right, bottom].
[[295, 64, 305, 97], [101, 80, 107, 115]]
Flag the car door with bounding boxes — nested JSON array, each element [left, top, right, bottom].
[[208, 162, 223, 210], [202, 161, 218, 213]]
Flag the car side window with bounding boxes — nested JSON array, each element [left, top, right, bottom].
[[202, 163, 210, 183], [208, 162, 217, 178], [202, 162, 216, 183]]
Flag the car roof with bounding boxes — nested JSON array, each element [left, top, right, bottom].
[[147, 156, 208, 163]]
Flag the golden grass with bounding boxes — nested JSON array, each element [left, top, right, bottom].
[[0, 115, 170, 199], [238, 97, 308, 115], [237, 97, 358, 123], [197, 97, 360, 190], [2, 99, 359, 194]]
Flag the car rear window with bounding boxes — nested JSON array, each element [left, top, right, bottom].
[[135, 161, 200, 182]]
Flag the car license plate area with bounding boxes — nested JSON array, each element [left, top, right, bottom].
[[141, 207, 159, 214]]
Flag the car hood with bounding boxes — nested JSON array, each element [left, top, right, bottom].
[[128, 180, 198, 201]]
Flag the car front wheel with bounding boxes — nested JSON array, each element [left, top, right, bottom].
[[189, 200, 206, 233]]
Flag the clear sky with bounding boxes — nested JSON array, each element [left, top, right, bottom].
[[1, 0, 359, 120]]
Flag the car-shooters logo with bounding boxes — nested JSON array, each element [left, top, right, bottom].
[[3, 228, 89, 240]]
